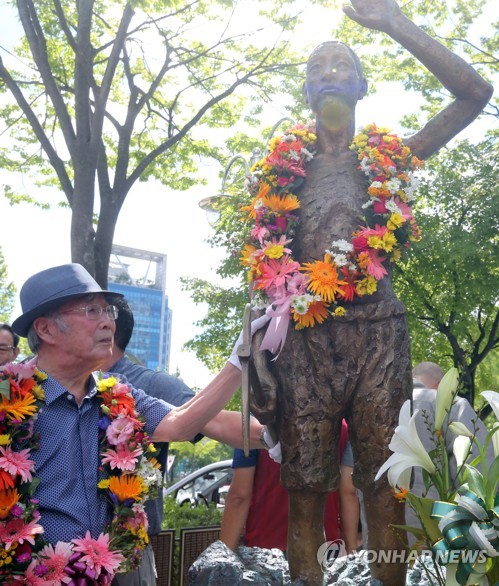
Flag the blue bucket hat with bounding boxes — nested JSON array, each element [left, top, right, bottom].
[[12, 263, 123, 337]]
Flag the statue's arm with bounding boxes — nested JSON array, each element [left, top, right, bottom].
[[343, 0, 493, 160]]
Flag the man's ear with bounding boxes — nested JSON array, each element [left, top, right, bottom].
[[358, 78, 368, 100], [302, 81, 309, 105], [33, 316, 58, 345], [13, 347, 20, 360]]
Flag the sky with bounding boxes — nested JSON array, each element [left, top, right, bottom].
[[0, 2, 493, 389]]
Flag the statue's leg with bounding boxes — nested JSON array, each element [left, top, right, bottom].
[[288, 489, 327, 585], [350, 313, 412, 585], [274, 327, 349, 584]]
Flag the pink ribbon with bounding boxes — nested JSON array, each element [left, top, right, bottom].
[[259, 296, 293, 357]]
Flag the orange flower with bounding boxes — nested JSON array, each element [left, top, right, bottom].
[[240, 183, 272, 219], [301, 254, 346, 303], [0, 488, 19, 519], [292, 300, 329, 329], [108, 474, 144, 502], [0, 392, 38, 420], [260, 193, 300, 214], [0, 470, 15, 491], [240, 243, 257, 267]]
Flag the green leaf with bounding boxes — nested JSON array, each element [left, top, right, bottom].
[[463, 464, 486, 502]]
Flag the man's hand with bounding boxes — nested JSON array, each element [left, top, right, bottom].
[[228, 314, 270, 370], [343, 0, 401, 33]]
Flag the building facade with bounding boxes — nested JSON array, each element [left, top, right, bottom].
[[108, 244, 172, 371]]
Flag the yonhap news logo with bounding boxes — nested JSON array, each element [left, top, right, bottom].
[[316, 542, 488, 573], [316, 540, 347, 572]]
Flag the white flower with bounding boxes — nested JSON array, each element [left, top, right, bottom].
[[491, 422, 499, 458], [481, 390, 499, 421], [385, 199, 401, 214], [291, 294, 313, 315], [386, 178, 401, 194], [453, 435, 472, 468], [331, 239, 353, 253], [301, 147, 314, 161], [375, 400, 436, 489], [333, 254, 348, 267], [371, 181, 383, 189], [359, 157, 371, 174], [404, 188, 415, 201], [449, 421, 474, 439], [435, 367, 459, 431]]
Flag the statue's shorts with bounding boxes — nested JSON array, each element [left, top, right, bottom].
[[273, 298, 412, 493]]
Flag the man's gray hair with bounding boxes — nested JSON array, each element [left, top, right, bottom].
[[27, 313, 69, 353]]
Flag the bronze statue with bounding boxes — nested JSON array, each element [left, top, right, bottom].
[[249, 1, 493, 584]]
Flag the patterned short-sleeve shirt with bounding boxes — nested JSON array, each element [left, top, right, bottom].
[[32, 371, 171, 544]]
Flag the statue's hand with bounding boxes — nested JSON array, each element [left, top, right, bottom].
[[248, 328, 278, 425], [342, 0, 401, 33]]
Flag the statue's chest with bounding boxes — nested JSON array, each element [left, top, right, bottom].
[[293, 152, 369, 261]]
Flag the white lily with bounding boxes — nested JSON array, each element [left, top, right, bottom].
[[453, 435, 472, 468], [375, 400, 436, 489], [448, 421, 474, 439], [481, 390, 499, 421], [491, 423, 499, 458], [435, 367, 459, 431]]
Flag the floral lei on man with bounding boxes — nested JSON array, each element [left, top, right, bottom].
[[239, 122, 424, 354], [0, 362, 161, 584]]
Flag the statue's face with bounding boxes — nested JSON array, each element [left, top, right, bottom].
[[305, 43, 365, 114]]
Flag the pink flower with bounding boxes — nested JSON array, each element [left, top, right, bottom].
[[287, 272, 309, 295], [250, 225, 270, 242], [35, 542, 73, 584], [72, 531, 124, 576], [0, 516, 44, 550], [364, 250, 388, 280], [256, 256, 301, 292], [124, 503, 149, 532], [105, 417, 135, 445], [16, 561, 46, 585], [393, 197, 414, 220], [101, 443, 143, 471], [1, 361, 37, 380], [108, 382, 132, 398], [0, 446, 35, 483]]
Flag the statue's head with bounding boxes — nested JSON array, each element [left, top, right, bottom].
[[302, 42, 368, 115]]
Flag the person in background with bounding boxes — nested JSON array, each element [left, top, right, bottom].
[[220, 420, 360, 554], [102, 297, 273, 585], [0, 322, 20, 365]]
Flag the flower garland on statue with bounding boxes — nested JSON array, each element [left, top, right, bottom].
[[0, 362, 162, 584], [239, 122, 423, 354]]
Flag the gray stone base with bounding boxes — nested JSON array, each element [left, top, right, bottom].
[[189, 541, 442, 585]]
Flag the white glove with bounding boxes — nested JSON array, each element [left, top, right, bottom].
[[268, 441, 282, 464], [228, 314, 270, 370]]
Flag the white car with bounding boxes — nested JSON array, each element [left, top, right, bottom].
[[164, 459, 233, 507]]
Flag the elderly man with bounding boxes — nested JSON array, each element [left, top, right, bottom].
[[9, 263, 265, 583], [0, 322, 20, 365]]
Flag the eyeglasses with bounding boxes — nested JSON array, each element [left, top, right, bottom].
[[0, 345, 15, 353], [59, 304, 119, 321]]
